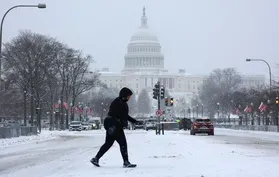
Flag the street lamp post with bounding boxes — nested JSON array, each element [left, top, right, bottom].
[[246, 58, 272, 93], [188, 108, 191, 118], [201, 104, 204, 117], [23, 90, 27, 126], [0, 3, 46, 87], [229, 100, 234, 124], [217, 102, 220, 118], [276, 97, 279, 126], [250, 102, 254, 125], [101, 102, 104, 120], [196, 105, 199, 118], [192, 106, 194, 119]]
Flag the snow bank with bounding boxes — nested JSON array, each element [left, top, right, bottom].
[[215, 128, 279, 143], [0, 130, 62, 148], [216, 128, 279, 137], [0, 129, 108, 148]]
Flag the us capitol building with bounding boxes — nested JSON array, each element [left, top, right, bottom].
[[96, 7, 265, 104]]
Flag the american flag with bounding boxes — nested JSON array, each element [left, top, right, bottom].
[[244, 105, 252, 113], [258, 102, 267, 112]]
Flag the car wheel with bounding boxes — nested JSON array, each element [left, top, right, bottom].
[[190, 130, 195, 135]]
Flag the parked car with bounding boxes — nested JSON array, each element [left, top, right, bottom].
[[88, 120, 100, 130], [190, 118, 214, 135], [91, 122, 99, 130], [88, 117, 101, 129], [82, 122, 91, 130], [144, 119, 157, 131], [133, 119, 144, 130], [69, 121, 82, 131]]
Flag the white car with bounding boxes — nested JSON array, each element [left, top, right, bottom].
[[69, 121, 82, 131], [82, 122, 91, 130], [144, 119, 157, 131], [91, 122, 99, 130]]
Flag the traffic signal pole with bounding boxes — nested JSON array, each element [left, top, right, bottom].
[[157, 81, 161, 135], [276, 97, 279, 126], [153, 81, 165, 135]]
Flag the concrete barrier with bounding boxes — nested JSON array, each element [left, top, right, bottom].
[[161, 122, 179, 131], [0, 126, 37, 139], [214, 124, 279, 133]]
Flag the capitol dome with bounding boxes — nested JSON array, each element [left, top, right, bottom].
[[122, 7, 165, 74], [130, 28, 158, 43]]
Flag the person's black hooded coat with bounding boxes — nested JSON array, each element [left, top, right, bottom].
[[104, 87, 137, 130]]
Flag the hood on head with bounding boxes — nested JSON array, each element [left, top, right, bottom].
[[119, 87, 133, 101]]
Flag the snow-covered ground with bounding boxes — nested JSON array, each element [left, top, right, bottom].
[[0, 131, 63, 148], [0, 128, 279, 177]]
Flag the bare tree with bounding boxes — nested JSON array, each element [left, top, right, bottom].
[[137, 89, 151, 114], [2, 31, 37, 125], [127, 88, 138, 115], [0, 81, 23, 117], [199, 68, 242, 117], [2, 71, 28, 123], [3, 31, 66, 131], [70, 52, 100, 120], [89, 87, 116, 117], [1, 30, 99, 130], [174, 97, 188, 117], [55, 47, 76, 129]]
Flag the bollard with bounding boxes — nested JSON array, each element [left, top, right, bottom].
[[155, 123, 165, 135], [155, 126, 158, 135]]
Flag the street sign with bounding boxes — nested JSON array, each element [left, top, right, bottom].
[[156, 109, 163, 116]]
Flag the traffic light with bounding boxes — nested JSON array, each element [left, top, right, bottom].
[[153, 83, 159, 99], [276, 97, 279, 105], [160, 87, 165, 99], [165, 97, 168, 106], [170, 97, 174, 106]]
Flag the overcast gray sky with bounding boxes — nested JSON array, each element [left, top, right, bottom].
[[1, 0, 278, 78]]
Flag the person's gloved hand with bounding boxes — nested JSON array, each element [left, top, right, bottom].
[[107, 126, 116, 135], [122, 120, 128, 128]]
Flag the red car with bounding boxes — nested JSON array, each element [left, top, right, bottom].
[[190, 118, 214, 135]]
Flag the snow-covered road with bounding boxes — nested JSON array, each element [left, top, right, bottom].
[[0, 129, 279, 177]]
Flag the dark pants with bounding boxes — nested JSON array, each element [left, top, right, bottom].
[[95, 128, 128, 161]]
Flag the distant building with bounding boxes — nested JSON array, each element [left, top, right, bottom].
[[94, 7, 265, 106]]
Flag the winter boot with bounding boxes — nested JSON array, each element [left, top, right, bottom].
[[123, 160, 137, 168], [90, 157, 100, 167]]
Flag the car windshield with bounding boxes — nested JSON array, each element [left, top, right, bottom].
[[135, 121, 144, 125], [71, 121, 81, 124], [195, 119, 211, 123]]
